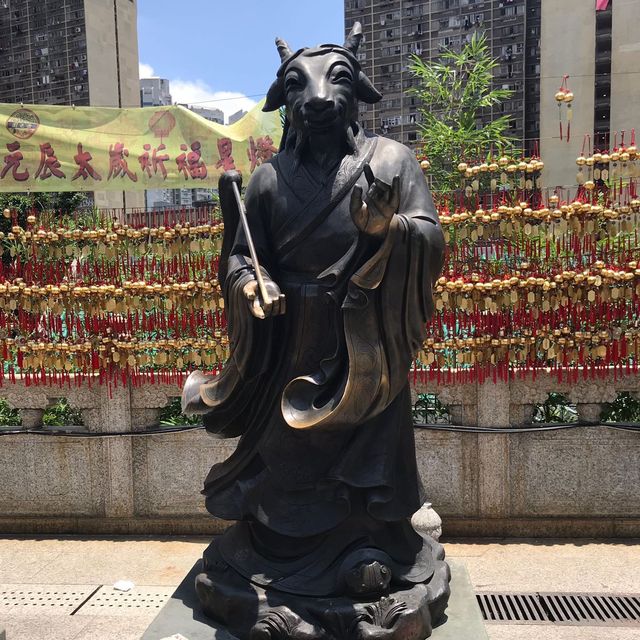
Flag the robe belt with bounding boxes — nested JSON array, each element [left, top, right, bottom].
[[278, 270, 336, 287]]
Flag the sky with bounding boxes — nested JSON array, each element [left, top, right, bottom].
[[138, 0, 345, 122]]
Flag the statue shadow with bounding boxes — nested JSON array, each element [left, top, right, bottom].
[[141, 558, 244, 639]]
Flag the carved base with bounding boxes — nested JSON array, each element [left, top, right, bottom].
[[195, 546, 451, 640]]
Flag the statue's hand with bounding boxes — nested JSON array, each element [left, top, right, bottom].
[[242, 278, 286, 319], [350, 164, 400, 239]]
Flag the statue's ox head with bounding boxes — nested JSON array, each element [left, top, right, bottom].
[[263, 23, 382, 152]]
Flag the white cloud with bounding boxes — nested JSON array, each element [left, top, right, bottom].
[[139, 62, 157, 79], [169, 79, 258, 123]]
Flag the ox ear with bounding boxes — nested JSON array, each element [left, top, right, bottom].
[[356, 70, 382, 104], [263, 78, 285, 112]]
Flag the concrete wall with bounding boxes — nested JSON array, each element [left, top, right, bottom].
[[539, 0, 595, 191], [85, 0, 118, 107], [114, 0, 141, 109], [85, 0, 144, 210], [85, 0, 139, 108], [0, 370, 639, 538], [610, 0, 640, 136]]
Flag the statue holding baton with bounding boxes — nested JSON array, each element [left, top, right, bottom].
[[182, 22, 449, 640]]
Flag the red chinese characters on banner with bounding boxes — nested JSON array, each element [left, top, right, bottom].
[[0, 132, 279, 186], [247, 135, 277, 172], [0, 141, 29, 181], [72, 143, 102, 181], [35, 142, 65, 180], [108, 142, 138, 182], [139, 143, 169, 180], [139, 145, 153, 178], [215, 138, 235, 171], [177, 141, 207, 180]]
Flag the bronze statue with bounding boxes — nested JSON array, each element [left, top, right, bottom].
[[182, 22, 450, 640]]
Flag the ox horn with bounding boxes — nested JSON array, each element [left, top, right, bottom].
[[275, 37, 293, 62], [344, 22, 363, 54]]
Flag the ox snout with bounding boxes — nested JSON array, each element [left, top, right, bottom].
[[302, 96, 341, 131], [305, 96, 336, 114]]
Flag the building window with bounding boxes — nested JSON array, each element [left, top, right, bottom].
[[381, 116, 402, 128], [439, 36, 460, 48]]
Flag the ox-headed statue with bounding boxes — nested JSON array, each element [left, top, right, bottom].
[[182, 22, 450, 640]]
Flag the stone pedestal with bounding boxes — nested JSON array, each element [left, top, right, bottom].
[[18, 408, 45, 429], [193, 538, 450, 640], [142, 560, 487, 640]]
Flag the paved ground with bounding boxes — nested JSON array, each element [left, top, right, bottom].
[[0, 536, 639, 639]]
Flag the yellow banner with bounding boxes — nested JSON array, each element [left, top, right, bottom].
[[0, 100, 281, 192]]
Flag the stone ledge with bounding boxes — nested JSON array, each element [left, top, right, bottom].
[[0, 516, 230, 536], [1, 515, 640, 538], [441, 516, 640, 538]]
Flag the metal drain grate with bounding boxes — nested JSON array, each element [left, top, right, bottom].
[[477, 592, 640, 626], [0, 585, 98, 615], [73, 586, 174, 616]]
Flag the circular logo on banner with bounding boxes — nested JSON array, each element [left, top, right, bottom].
[[6, 108, 40, 139], [149, 110, 176, 139]]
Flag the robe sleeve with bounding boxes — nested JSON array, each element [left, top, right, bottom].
[[181, 164, 280, 438], [281, 149, 444, 430]]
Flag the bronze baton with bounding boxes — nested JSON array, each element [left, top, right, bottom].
[[230, 180, 274, 310]]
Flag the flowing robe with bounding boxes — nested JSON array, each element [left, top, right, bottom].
[[189, 128, 445, 596]]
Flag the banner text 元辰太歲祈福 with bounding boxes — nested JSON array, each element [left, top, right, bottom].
[[0, 100, 282, 192]]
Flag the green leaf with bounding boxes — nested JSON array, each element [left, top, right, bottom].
[[409, 32, 515, 193]]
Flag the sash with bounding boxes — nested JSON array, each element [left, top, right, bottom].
[[275, 134, 378, 261]]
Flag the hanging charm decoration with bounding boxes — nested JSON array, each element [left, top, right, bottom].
[[2, 111, 640, 388], [555, 75, 574, 142]]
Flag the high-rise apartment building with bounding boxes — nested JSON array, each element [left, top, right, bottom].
[[540, 0, 639, 188], [0, 0, 142, 209], [346, 0, 640, 189], [0, 0, 88, 104], [344, 0, 541, 151], [140, 77, 172, 107], [0, 0, 139, 108]]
